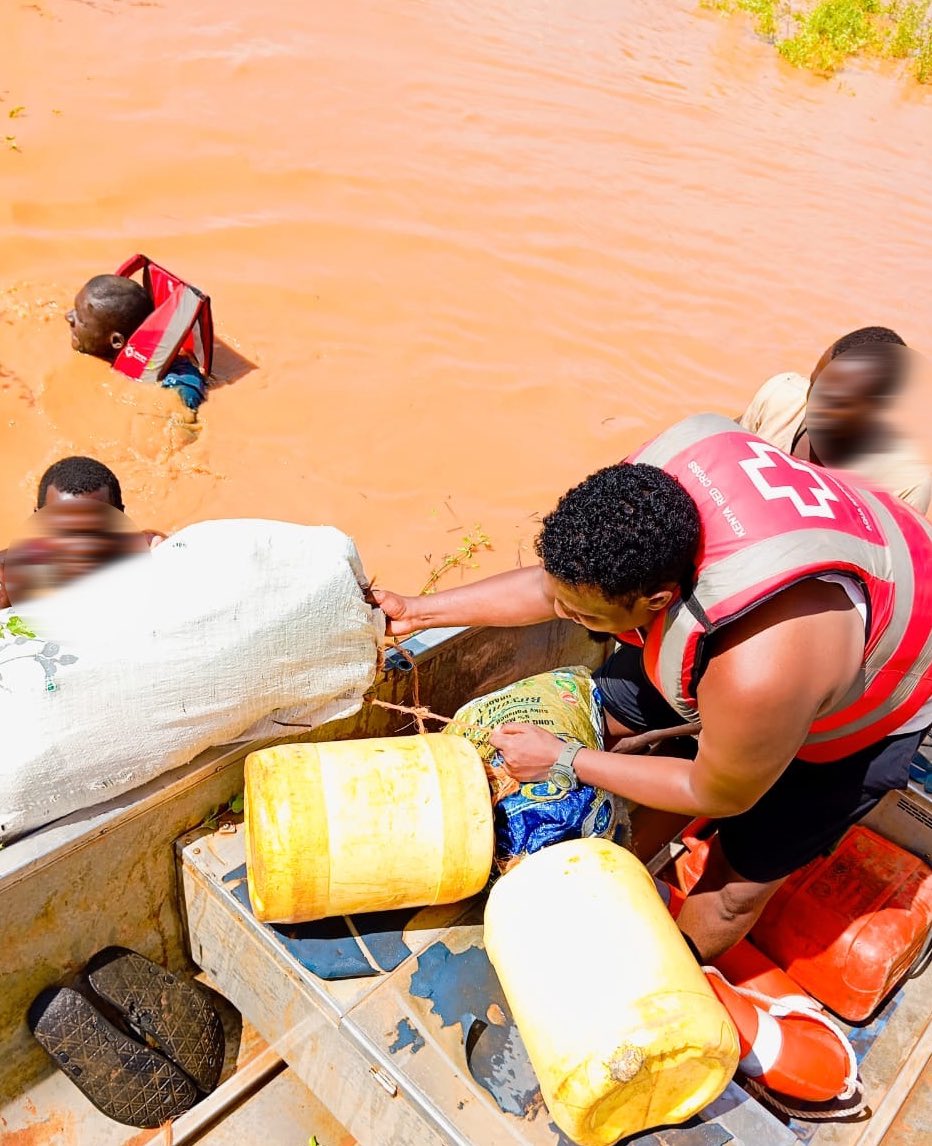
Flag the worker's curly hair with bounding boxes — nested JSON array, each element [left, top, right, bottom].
[[535, 463, 700, 602]]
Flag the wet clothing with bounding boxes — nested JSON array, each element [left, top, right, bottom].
[[161, 355, 207, 410], [595, 642, 926, 883]]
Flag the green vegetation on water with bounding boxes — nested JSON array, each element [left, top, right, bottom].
[[703, 0, 932, 81]]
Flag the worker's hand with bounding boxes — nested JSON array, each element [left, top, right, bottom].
[[370, 588, 422, 636], [490, 723, 564, 782]]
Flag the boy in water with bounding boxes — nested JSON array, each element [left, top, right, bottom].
[[67, 275, 207, 411]]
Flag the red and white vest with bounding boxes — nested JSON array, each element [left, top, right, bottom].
[[628, 414, 932, 762], [112, 254, 214, 384]]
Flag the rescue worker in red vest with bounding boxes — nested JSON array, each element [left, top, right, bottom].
[[67, 275, 207, 411], [373, 414, 932, 961]]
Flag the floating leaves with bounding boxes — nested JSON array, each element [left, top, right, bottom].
[[420, 527, 493, 595]]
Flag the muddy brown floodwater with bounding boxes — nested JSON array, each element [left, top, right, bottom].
[[1, 0, 930, 589]]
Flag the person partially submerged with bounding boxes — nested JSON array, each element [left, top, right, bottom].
[[3, 500, 148, 606], [739, 326, 930, 513], [374, 414, 932, 962], [0, 456, 164, 609], [67, 275, 207, 411]]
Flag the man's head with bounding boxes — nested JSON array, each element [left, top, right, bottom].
[[807, 327, 908, 445], [66, 275, 153, 360], [535, 463, 701, 633], [5, 500, 147, 605], [37, 456, 124, 513]]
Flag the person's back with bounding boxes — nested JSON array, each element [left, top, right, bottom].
[[739, 326, 931, 513]]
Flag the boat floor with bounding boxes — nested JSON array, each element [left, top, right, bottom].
[[2, 814, 929, 1146], [172, 820, 931, 1146]]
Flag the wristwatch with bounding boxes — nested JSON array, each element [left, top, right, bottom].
[[548, 740, 584, 791]]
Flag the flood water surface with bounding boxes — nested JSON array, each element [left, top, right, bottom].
[[2, 0, 930, 586]]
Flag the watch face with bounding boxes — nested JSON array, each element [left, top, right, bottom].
[[550, 762, 578, 791]]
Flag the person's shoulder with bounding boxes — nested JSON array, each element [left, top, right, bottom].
[[853, 443, 932, 514], [745, 371, 808, 411], [738, 372, 808, 450]]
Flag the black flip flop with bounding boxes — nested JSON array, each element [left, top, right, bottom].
[[28, 987, 198, 1128], [87, 947, 224, 1093]]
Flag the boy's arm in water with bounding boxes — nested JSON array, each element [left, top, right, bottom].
[[490, 580, 866, 819], [372, 566, 558, 635]]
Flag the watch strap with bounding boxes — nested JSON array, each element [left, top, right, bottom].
[[549, 740, 584, 790]]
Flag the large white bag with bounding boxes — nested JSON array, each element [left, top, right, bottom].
[[0, 520, 383, 841]]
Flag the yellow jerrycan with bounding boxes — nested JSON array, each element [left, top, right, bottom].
[[484, 838, 739, 1145], [244, 733, 494, 924]]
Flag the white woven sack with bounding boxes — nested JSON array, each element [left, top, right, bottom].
[[0, 520, 383, 841]]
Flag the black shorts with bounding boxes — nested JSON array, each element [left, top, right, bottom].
[[595, 643, 926, 883]]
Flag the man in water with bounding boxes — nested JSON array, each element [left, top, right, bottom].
[[374, 415, 932, 960], [67, 275, 207, 411], [740, 326, 930, 512], [0, 457, 164, 608], [37, 455, 127, 513]]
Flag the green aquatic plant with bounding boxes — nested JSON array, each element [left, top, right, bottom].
[[703, 0, 793, 39], [913, 18, 932, 76], [701, 0, 787, 39], [703, 0, 932, 81], [420, 527, 493, 596], [887, 1, 926, 54], [0, 615, 36, 640], [779, 0, 883, 73]]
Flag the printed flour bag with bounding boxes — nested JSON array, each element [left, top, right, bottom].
[[0, 520, 383, 841], [446, 666, 630, 873]]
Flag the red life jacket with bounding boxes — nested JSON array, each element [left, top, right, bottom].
[[628, 414, 932, 762], [111, 254, 214, 384]]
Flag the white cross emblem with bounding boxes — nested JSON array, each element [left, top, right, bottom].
[[738, 442, 840, 519]]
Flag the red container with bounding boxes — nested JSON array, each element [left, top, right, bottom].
[[673, 817, 715, 893], [751, 825, 932, 1022]]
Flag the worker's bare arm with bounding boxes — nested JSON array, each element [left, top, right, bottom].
[[372, 566, 557, 636], [499, 581, 866, 818]]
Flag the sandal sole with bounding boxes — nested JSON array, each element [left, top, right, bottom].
[[87, 947, 224, 1092], [28, 987, 197, 1128]]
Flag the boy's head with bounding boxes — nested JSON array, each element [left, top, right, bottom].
[[66, 275, 153, 360], [37, 456, 125, 513]]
